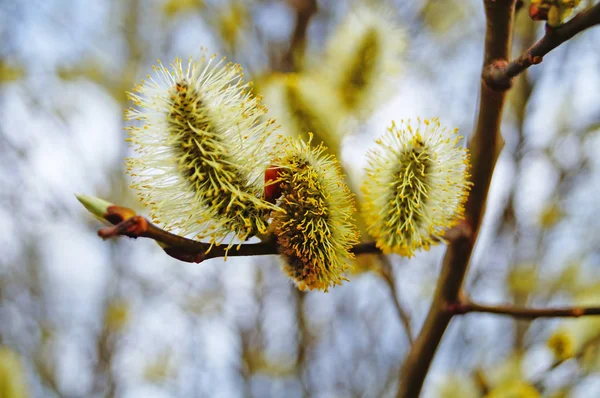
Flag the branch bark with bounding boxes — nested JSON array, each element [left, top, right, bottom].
[[396, 1, 516, 396], [483, 2, 600, 90], [378, 254, 414, 345], [449, 301, 600, 319], [282, 0, 317, 72], [96, 212, 382, 263]]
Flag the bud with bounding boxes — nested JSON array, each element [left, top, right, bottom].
[[362, 118, 471, 257], [76, 194, 113, 222], [322, 4, 405, 118], [529, 0, 581, 26], [269, 134, 359, 291], [126, 55, 279, 247], [264, 166, 282, 204], [76, 194, 138, 226]]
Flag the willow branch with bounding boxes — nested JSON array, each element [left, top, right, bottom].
[[95, 211, 382, 263], [449, 301, 600, 319], [484, 2, 600, 90], [378, 254, 414, 345], [282, 0, 317, 72], [397, 1, 516, 397]]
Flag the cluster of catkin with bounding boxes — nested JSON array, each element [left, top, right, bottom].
[[125, 8, 471, 292]]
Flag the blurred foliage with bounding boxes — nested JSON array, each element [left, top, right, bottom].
[[162, 0, 205, 18], [420, 0, 473, 34], [507, 264, 538, 297], [216, 1, 250, 49], [0, 347, 29, 398], [485, 380, 540, 398], [0, 59, 25, 83], [104, 299, 130, 332]]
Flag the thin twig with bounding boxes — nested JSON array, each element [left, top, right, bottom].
[[293, 289, 310, 397], [483, 2, 600, 90], [449, 301, 600, 319], [282, 0, 317, 72], [96, 214, 382, 263], [378, 254, 414, 345]]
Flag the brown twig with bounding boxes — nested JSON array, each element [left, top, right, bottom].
[[483, 2, 600, 90], [378, 255, 414, 345], [282, 0, 317, 72], [448, 301, 600, 319], [93, 207, 463, 265], [98, 215, 274, 263], [396, 1, 516, 397], [96, 212, 382, 263]]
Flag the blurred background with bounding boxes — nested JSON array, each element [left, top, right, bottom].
[[1, 0, 600, 397]]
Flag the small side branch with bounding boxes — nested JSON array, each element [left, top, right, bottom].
[[484, 2, 600, 90], [378, 254, 414, 345], [282, 0, 317, 72], [449, 301, 600, 319]]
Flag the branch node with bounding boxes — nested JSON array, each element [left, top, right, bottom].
[[482, 59, 513, 91], [105, 205, 137, 225], [573, 308, 585, 317], [444, 301, 463, 315], [445, 219, 474, 243], [98, 216, 148, 240], [529, 54, 543, 64]]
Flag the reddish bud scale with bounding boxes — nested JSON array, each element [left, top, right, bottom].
[[529, 4, 549, 21], [105, 205, 138, 225], [264, 165, 282, 203]]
